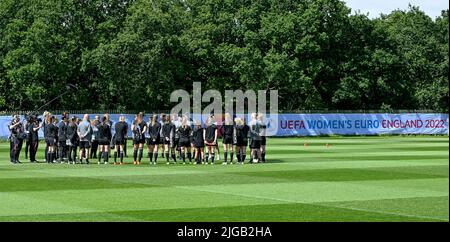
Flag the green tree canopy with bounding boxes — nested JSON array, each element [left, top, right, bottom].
[[0, 0, 448, 112]]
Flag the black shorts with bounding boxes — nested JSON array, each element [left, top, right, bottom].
[[179, 139, 190, 148], [146, 138, 159, 145], [80, 141, 91, 148], [58, 140, 66, 147], [46, 137, 56, 146], [194, 141, 204, 148], [235, 140, 247, 147], [162, 137, 171, 145], [222, 135, 233, 144], [114, 136, 125, 145], [115, 139, 125, 145], [133, 138, 145, 145], [261, 136, 266, 146], [99, 139, 110, 146], [250, 140, 261, 149]]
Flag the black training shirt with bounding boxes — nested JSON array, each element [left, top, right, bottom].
[[205, 124, 217, 142], [179, 125, 192, 141], [223, 124, 234, 137], [115, 122, 128, 141]]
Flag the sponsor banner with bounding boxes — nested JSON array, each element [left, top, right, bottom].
[[1, 113, 448, 138], [275, 113, 449, 136]]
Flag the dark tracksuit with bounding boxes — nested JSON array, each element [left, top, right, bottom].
[[66, 123, 78, 162], [57, 121, 68, 161], [28, 122, 40, 162], [260, 124, 267, 162], [24, 120, 30, 159], [9, 120, 25, 163], [42, 121, 49, 162], [46, 123, 58, 163], [90, 124, 99, 159]]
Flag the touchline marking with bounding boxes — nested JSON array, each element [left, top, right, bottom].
[[176, 185, 448, 221]]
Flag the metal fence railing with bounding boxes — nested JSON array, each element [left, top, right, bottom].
[[0, 109, 443, 116], [0, 110, 173, 116]]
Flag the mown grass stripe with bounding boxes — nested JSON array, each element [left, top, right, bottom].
[[0, 136, 447, 221], [0, 201, 443, 222]]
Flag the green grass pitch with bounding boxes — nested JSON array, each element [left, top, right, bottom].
[[0, 136, 448, 221]]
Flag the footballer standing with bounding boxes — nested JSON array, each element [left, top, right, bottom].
[[222, 113, 234, 165], [204, 115, 218, 164], [147, 115, 161, 165], [178, 117, 193, 164], [114, 115, 128, 165]]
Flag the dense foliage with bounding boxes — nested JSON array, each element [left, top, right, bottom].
[[0, 0, 448, 112]]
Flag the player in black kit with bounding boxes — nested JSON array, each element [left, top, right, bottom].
[[159, 113, 166, 158], [132, 113, 147, 165], [57, 112, 69, 163], [249, 113, 262, 163], [90, 116, 100, 159], [161, 115, 176, 164], [258, 113, 267, 162], [41, 111, 51, 162], [192, 120, 205, 164], [178, 117, 193, 164], [147, 115, 161, 165], [234, 117, 250, 164], [28, 115, 42, 163], [221, 113, 235, 165], [45, 116, 58, 164], [204, 115, 218, 164], [66, 116, 78, 164], [114, 116, 128, 165], [98, 116, 112, 164], [8, 115, 25, 164]]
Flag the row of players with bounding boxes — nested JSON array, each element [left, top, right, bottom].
[[10, 112, 267, 165]]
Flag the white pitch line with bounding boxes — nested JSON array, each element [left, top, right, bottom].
[[175, 185, 448, 221]]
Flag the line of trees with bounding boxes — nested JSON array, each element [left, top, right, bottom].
[[0, 0, 448, 112]]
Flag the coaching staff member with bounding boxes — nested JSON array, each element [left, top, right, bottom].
[[28, 115, 42, 163], [9, 115, 26, 164], [77, 114, 92, 164], [57, 112, 69, 163]]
